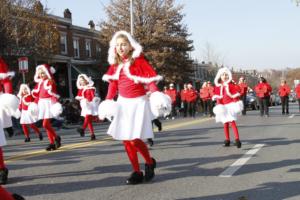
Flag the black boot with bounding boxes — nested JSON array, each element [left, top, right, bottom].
[[24, 137, 31, 142], [0, 168, 8, 185], [224, 140, 230, 147], [235, 139, 242, 148], [39, 134, 43, 141], [12, 193, 25, 200], [126, 171, 144, 185], [90, 134, 96, 141], [5, 127, 14, 138], [45, 144, 57, 151], [144, 158, 156, 182], [55, 136, 61, 148], [77, 128, 85, 137], [147, 138, 154, 147]]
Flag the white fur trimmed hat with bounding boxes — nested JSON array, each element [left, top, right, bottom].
[[76, 74, 94, 89], [17, 84, 31, 99], [214, 67, 232, 86], [108, 30, 142, 65], [34, 64, 56, 83], [0, 57, 15, 80]]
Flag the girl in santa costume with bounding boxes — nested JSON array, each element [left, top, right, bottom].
[[30, 64, 62, 151], [98, 30, 171, 184], [0, 57, 15, 137], [75, 74, 100, 140], [212, 67, 243, 148], [17, 84, 43, 142], [0, 92, 20, 185]]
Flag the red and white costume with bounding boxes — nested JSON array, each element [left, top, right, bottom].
[[17, 84, 41, 141], [98, 31, 170, 180], [31, 64, 62, 150], [212, 68, 243, 145], [75, 74, 100, 139], [0, 57, 15, 129]]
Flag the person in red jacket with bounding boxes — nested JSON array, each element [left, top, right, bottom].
[[200, 81, 214, 117], [295, 83, 300, 112], [31, 64, 62, 151], [255, 77, 272, 117], [212, 67, 243, 148], [98, 31, 171, 185], [278, 79, 291, 115], [238, 76, 248, 115], [75, 74, 100, 140], [186, 83, 198, 117], [17, 84, 42, 142], [0, 57, 15, 137], [180, 83, 188, 117], [164, 83, 177, 119]]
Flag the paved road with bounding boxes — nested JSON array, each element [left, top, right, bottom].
[[3, 103, 300, 200]]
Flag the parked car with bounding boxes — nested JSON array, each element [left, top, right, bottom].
[[270, 93, 281, 106], [245, 92, 258, 110]]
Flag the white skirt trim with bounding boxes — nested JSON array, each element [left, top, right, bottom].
[[107, 95, 154, 140], [38, 98, 54, 119], [80, 99, 99, 117], [20, 110, 38, 124], [213, 101, 243, 124]]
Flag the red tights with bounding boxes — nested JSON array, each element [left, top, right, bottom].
[[123, 139, 153, 172], [43, 119, 57, 144], [0, 148, 5, 169], [21, 124, 40, 138], [224, 121, 239, 140], [82, 115, 94, 135], [0, 186, 14, 200]]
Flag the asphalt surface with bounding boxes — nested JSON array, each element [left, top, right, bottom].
[[2, 103, 300, 200]]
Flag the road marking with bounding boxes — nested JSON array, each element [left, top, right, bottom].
[[219, 144, 265, 177], [288, 114, 295, 119], [6, 118, 213, 162]]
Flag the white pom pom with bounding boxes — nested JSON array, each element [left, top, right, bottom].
[[51, 102, 63, 118], [149, 91, 172, 118], [50, 66, 56, 74], [213, 104, 226, 115], [98, 100, 118, 121], [0, 93, 20, 116]]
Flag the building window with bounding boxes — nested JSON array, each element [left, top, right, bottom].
[[96, 43, 101, 57], [60, 34, 67, 54], [73, 38, 80, 58], [85, 39, 91, 57]]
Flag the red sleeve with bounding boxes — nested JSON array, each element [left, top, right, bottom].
[[147, 81, 159, 93], [106, 80, 118, 100]]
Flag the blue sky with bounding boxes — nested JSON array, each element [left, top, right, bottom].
[[40, 0, 300, 70]]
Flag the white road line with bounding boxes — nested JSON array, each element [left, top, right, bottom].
[[219, 144, 265, 177], [289, 114, 295, 119]]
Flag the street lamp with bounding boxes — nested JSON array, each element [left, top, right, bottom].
[[130, 0, 133, 35]]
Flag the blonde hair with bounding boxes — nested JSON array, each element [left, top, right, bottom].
[[115, 34, 134, 65]]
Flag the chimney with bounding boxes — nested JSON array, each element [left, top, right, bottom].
[[88, 20, 95, 30], [64, 9, 72, 19]]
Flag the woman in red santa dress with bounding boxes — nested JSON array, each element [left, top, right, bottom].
[[212, 67, 243, 148], [31, 64, 62, 151], [0, 92, 20, 185], [0, 57, 15, 137], [17, 84, 43, 142], [75, 74, 100, 140], [98, 30, 171, 185]]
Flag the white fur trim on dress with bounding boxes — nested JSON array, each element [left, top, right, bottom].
[[0, 71, 15, 80], [76, 74, 94, 89], [0, 93, 20, 117], [149, 91, 172, 118], [51, 102, 63, 118], [102, 61, 163, 84], [17, 84, 31, 99], [213, 101, 243, 124], [34, 64, 55, 83], [98, 99, 118, 121], [214, 67, 232, 87], [108, 30, 143, 65], [32, 80, 60, 99]]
